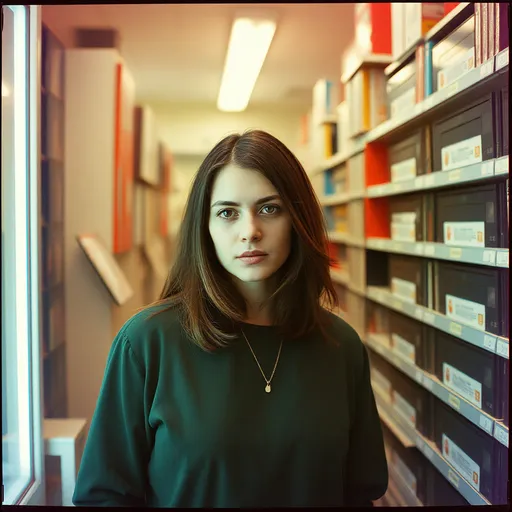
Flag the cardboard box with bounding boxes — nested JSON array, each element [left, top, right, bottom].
[[404, 3, 445, 52], [482, 3, 489, 62], [312, 79, 338, 122], [391, 3, 406, 59], [475, 3, 483, 67], [354, 2, 392, 56], [387, 59, 417, 119]]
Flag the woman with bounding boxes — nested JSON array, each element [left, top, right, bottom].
[[73, 130, 388, 507]]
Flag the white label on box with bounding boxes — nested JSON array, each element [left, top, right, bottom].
[[393, 390, 417, 427], [478, 414, 493, 434], [494, 155, 509, 175], [391, 222, 416, 242], [448, 469, 460, 489], [442, 434, 481, 491], [445, 294, 486, 331], [391, 277, 417, 303], [443, 363, 483, 408], [441, 135, 483, 171], [495, 425, 509, 447], [437, 47, 475, 90], [391, 157, 417, 182], [496, 48, 509, 70], [496, 251, 509, 267], [481, 160, 494, 176], [392, 212, 417, 224], [371, 369, 392, 400], [393, 453, 418, 494], [391, 333, 416, 363], [482, 250, 496, 265], [443, 221, 485, 247], [483, 335, 496, 352], [390, 88, 416, 119], [423, 311, 436, 325], [496, 339, 509, 358]]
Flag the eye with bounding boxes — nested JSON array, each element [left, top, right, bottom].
[[260, 204, 281, 215], [217, 208, 237, 219]]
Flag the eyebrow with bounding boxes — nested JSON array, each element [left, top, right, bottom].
[[211, 195, 281, 208]]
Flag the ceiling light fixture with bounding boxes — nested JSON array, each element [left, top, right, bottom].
[[217, 13, 277, 112]]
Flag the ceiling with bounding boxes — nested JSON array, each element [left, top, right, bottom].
[[42, 3, 355, 109]]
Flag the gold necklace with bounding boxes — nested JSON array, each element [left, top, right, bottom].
[[241, 331, 283, 394]]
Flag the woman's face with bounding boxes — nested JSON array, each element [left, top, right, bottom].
[[208, 164, 292, 288]]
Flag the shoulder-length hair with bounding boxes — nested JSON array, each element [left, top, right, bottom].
[[147, 129, 339, 351]]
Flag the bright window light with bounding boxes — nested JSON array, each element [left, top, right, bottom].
[[217, 16, 276, 112]]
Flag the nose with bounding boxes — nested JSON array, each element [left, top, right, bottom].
[[240, 213, 262, 242]]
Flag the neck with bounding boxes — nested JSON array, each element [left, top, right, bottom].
[[236, 278, 276, 326]]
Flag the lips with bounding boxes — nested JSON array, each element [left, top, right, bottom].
[[238, 250, 267, 258]]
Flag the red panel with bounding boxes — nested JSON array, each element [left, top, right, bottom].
[[370, 3, 392, 55], [365, 197, 390, 238], [365, 142, 389, 187], [444, 2, 460, 15]]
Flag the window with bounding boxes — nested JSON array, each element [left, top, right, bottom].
[[2, 5, 44, 506]]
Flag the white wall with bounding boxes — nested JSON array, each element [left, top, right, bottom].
[[145, 101, 305, 236]]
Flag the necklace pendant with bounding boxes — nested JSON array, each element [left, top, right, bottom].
[[265, 384, 271, 393]]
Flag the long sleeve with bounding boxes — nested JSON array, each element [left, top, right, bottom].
[[73, 332, 152, 507], [344, 344, 389, 507]]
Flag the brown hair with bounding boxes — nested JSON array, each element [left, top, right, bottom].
[[147, 129, 339, 351]]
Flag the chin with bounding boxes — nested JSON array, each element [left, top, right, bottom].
[[232, 266, 277, 283]]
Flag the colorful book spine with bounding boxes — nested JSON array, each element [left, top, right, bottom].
[[475, 3, 482, 67], [424, 40, 434, 97]]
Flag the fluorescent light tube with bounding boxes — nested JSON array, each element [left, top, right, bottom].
[[217, 16, 276, 112]]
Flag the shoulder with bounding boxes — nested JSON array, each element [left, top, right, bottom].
[[113, 302, 187, 364], [320, 309, 367, 370]]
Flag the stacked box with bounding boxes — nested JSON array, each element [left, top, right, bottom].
[[433, 398, 509, 503], [430, 329, 508, 420], [425, 463, 469, 506], [434, 261, 508, 336], [331, 204, 348, 233], [389, 254, 429, 306], [434, 182, 509, 248], [382, 423, 429, 504], [432, 93, 497, 172], [386, 59, 417, 119], [310, 122, 337, 164], [388, 127, 432, 182], [404, 3, 445, 51], [389, 310, 429, 371], [347, 68, 388, 136], [432, 15, 475, 93], [367, 301, 390, 335], [329, 164, 348, 195], [389, 193, 426, 243], [475, 4, 483, 67], [312, 79, 338, 122], [336, 101, 349, 157]]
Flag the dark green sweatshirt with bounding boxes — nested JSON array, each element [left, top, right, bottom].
[[73, 304, 388, 507]]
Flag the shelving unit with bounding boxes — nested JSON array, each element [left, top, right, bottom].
[[308, 4, 509, 506], [41, 24, 67, 419]]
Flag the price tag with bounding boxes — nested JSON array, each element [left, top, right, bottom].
[[415, 369, 423, 384], [423, 443, 434, 460], [423, 311, 436, 325], [496, 48, 509, 70], [496, 251, 509, 267], [496, 339, 509, 359], [448, 169, 461, 182], [449, 322, 463, 336], [393, 242, 403, 252], [483, 335, 497, 352], [414, 176, 424, 189], [479, 414, 493, 434], [448, 394, 461, 411], [422, 375, 434, 391], [448, 469, 460, 488], [424, 174, 435, 187], [414, 244, 424, 255], [424, 244, 435, 257], [480, 60, 494, 78], [481, 160, 494, 176], [494, 425, 509, 447], [445, 81, 460, 98], [392, 298, 403, 311], [482, 250, 496, 265], [392, 183, 402, 192], [449, 248, 462, 259], [494, 155, 509, 175], [413, 306, 423, 320]]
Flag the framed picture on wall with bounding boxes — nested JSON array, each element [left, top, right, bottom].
[[76, 234, 134, 306]]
